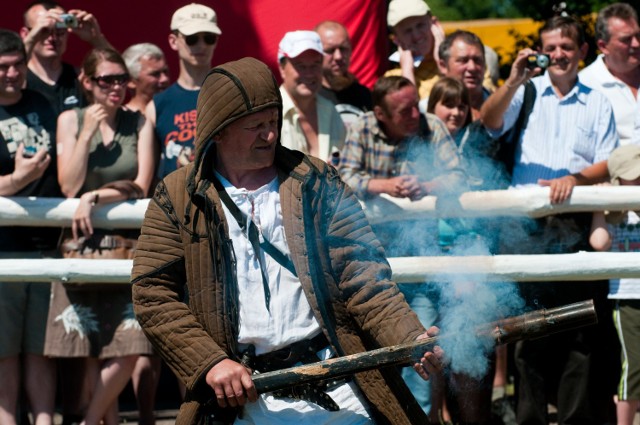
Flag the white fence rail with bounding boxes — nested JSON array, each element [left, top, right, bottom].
[[4, 252, 640, 284], [3, 186, 640, 283], [4, 186, 640, 228]]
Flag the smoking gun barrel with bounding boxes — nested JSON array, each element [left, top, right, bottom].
[[251, 300, 597, 394], [486, 299, 598, 345]]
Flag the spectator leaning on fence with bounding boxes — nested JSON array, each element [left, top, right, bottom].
[[590, 144, 640, 425], [45, 47, 155, 425], [0, 28, 61, 425], [480, 15, 619, 425], [338, 75, 466, 421]]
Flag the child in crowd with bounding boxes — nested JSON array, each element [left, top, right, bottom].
[[590, 144, 640, 425]]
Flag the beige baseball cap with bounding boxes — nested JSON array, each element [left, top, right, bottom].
[[387, 0, 430, 28], [608, 145, 640, 185], [171, 3, 221, 36]]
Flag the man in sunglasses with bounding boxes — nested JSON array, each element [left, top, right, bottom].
[[145, 3, 221, 179], [20, 1, 112, 116]]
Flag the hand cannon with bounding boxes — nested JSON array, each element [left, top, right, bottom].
[[252, 299, 597, 394]]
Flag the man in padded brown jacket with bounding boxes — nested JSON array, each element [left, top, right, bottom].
[[131, 57, 441, 425]]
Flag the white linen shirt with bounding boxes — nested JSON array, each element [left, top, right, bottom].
[[217, 173, 321, 355], [489, 72, 619, 187], [216, 173, 372, 424], [279, 86, 346, 162], [580, 54, 640, 146]]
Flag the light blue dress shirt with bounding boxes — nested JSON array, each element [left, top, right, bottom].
[[490, 72, 619, 187]]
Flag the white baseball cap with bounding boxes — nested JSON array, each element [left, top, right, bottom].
[[171, 3, 221, 36], [387, 0, 430, 28], [277, 30, 323, 61]]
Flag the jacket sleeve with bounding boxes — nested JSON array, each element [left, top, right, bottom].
[[131, 187, 227, 398], [324, 172, 425, 347]]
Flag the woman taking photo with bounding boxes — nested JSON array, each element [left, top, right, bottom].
[[45, 47, 155, 425]]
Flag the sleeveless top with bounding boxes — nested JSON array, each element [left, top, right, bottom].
[[75, 107, 140, 195]]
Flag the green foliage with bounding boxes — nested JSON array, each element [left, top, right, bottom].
[[428, 0, 522, 20], [428, 0, 640, 79]]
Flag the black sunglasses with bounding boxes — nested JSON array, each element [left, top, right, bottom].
[[183, 32, 218, 46], [91, 73, 130, 89]]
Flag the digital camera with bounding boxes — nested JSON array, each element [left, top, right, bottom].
[[526, 53, 550, 69], [23, 145, 38, 158], [55, 14, 78, 29]]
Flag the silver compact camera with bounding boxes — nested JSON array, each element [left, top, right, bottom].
[[55, 13, 78, 29], [526, 53, 550, 69]]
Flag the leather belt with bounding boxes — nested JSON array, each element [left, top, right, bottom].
[[242, 333, 349, 411]]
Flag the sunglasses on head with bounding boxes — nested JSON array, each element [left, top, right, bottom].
[[90, 73, 130, 89], [182, 32, 218, 46]]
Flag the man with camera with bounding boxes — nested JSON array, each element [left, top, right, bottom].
[[20, 1, 111, 116], [480, 16, 618, 425], [481, 15, 617, 205]]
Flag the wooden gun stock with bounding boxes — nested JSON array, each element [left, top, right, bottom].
[[252, 300, 597, 394]]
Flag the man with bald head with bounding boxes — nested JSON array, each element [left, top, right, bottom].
[[315, 21, 372, 127]]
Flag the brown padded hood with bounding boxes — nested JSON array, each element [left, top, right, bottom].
[[187, 57, 282, 195]]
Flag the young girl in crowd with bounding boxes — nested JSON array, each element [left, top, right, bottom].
[[427, 76, 509, 192], [45, 47, 155, 425], [426, 76, 514, 425], [590, 144, 640, 425]]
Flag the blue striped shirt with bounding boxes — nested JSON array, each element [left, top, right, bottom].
[[491, 73, 619, 187]]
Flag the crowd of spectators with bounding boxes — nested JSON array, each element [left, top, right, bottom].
[[1, 0, 640, 424]]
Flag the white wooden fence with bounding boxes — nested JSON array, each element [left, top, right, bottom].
[[3, 186, 640, 284]]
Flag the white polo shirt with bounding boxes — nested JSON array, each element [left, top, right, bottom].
[[580, 54, 640, 145]]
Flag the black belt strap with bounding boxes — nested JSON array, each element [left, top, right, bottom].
[[213, 176, 298, 311], [240, 334, 343, 411]]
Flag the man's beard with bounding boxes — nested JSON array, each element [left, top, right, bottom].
[[324, 69, 355, 91]]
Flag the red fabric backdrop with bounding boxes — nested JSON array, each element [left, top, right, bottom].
[[4, 0, 388, 88]]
